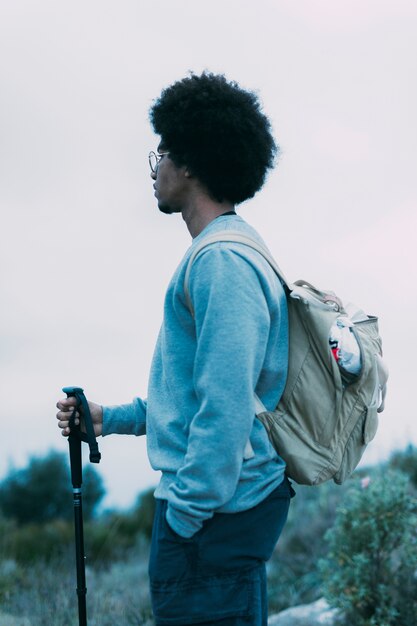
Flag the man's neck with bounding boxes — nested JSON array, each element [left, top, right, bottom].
[[182, 196, 236, 238]]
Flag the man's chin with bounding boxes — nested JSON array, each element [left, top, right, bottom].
[[158, 204, 174, 215], [158, 201, 180, 215]]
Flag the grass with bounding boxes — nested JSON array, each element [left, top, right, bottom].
[[0, 541, 153, 626]]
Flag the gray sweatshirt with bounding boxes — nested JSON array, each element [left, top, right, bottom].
[[103, 215, 288, 537]]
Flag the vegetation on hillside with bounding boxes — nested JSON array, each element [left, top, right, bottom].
[[0, 446, 416, 625], [320, 469, 417, 626]]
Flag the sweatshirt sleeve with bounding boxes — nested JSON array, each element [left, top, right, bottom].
[[166, 245, 271, 537], [102, 397, 147, 436]]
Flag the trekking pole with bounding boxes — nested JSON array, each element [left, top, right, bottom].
[[63, 386, 101, 626]]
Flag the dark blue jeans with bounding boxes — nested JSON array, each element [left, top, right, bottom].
[[149, 476, 295, 625]]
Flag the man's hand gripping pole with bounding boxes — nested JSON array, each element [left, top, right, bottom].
[[63, 385, 101, 481]]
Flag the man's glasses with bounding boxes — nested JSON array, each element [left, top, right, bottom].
[[149, 151, 169, 173]]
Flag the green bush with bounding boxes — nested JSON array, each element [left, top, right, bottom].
[[267, 479, 347, 612], [1, 516, 143, 565], [0, 486, 155, 566], [0, 450, 105, 524], [388, 444, 417, 488], [84, 488, 156, 564], [319, 470, 417, 626], [1, 518, 73, 563], [128, 488, 156, 540]]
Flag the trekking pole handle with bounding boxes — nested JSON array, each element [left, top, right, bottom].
[[62, 386, 101, 464]]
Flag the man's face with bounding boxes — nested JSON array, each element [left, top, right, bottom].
[[151, 145, 188, 215]]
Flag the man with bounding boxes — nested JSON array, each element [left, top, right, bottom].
[[56, 72, 294, 626]]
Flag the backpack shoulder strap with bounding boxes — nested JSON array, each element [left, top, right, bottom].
[[184, 230, 290, 317]]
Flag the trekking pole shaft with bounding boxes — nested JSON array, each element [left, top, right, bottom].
[[68, 427, 87, 626], [64, 385, 100, 626], [73, 488, 87, 626], [69, 430, 83, 489]]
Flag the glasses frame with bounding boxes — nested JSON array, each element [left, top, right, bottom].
[[149, 150, 169, 173]]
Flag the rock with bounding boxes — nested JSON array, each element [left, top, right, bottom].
[[268, 597, 342, 626]]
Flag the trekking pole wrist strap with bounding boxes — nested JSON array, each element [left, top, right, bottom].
[[62, 386, 101, 464]]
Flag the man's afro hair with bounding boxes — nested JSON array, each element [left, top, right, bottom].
[[149, 72, 278, 205]]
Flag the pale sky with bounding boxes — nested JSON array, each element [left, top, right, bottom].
[[1, 0, 416, 509]]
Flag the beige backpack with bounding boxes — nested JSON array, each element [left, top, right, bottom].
[[184, 231, 388, 485]]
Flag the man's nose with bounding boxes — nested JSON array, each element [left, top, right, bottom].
[[150, 170, 157, 180]]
